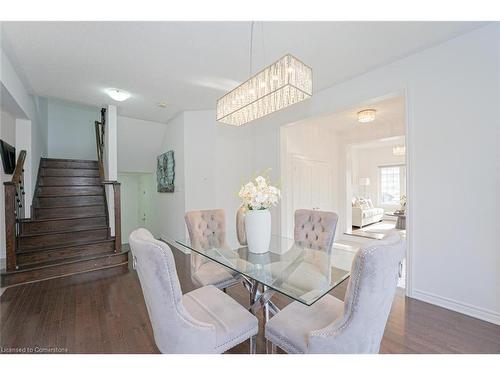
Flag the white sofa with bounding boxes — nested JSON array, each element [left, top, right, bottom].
[[352, 197, 384, 228]]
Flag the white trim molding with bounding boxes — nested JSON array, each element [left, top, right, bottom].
[[412, 289, 500, 326]]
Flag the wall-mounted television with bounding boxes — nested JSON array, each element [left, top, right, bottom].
[[0, 140, 16, 174]]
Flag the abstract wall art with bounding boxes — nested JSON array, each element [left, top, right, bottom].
[[157, 150, 175, 193]]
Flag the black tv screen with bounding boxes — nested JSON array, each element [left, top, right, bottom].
[[0, 140, 16, 174]]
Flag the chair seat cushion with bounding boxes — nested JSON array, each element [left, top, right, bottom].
[[192, 261, 239, 289], [265, 294, 344, 353], [183, 285, 258, 353]]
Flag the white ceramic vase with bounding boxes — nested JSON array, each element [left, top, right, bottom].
[[244, 209, 271, 254]]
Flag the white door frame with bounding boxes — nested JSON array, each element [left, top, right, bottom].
[[279, 89, 413, 297]]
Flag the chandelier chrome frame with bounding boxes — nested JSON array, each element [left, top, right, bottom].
[[216, 53, 313, 126]]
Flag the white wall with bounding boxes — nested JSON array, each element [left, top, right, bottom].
[[149, 110, 255, 243], [47, 98, 99, 160], [116, 115, 167, 240], [214, 116, 255, 234], [31, 96, 48, 193], [153, 112, 186, 241], [119, 173, 140, 244], [240, 24, 500, 324], [1, 45, 49, 260], [1, 110, 15, 144], [0, 110, 15, 260], [117, 115, 167, 173], [118, 172, 156, 243]]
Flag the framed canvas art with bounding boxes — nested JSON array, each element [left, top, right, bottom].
[[157, 150, 175, 192]]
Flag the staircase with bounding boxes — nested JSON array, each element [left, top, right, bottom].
[[1, 158, 128, 287], [1, 110, 128, 287]]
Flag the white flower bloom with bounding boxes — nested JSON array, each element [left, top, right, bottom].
[[239, 175, 281, 210], [255, 176, 267, 188]]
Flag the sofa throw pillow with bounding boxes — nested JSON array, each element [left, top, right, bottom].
[[365, 198, 374, 208], [352, 197, 358, 207], [359, 200, 371, 210]]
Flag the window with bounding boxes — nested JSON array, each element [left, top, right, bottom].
[[379, 165, 406, 205]]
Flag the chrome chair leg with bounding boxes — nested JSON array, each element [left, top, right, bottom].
[[249, 335, 257, 354], [266, 340, 276, 354], [263, 285, 270, 322]]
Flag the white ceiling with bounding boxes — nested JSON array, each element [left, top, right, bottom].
[[1, 21, 485, 123], [313, 95, 406, 134]]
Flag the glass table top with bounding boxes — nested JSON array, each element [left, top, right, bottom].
[[175, 232, 355, 306]]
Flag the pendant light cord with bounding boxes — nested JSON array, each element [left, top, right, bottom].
[[261, 22, 266, 68], [249, 21, 254, 75]]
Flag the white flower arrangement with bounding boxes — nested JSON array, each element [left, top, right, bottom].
[[399, 194, 407, 213], [239, 175, 281, 211]]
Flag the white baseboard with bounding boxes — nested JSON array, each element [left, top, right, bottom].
[[412, 289, 500, 326]]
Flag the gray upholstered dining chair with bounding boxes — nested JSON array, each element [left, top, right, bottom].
[[184, 209, 241, 291], [265, 234, 405, 354], [294, 209, 338, 253], [129, 228, 258, 354]]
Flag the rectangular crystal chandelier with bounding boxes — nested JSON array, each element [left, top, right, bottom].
[[216, 54, 312, 126]]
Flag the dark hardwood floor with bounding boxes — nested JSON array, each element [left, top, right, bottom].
[[1, 245, 499, 354]]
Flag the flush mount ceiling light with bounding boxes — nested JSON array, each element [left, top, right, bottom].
[[106, 88, 131, 102], [393, 145, 406, 156], [157, 102, 168, 108], [357, 109, 376, 123], [216, 23, 312, 126]]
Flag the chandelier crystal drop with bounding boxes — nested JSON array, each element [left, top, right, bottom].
[[216, 54, 313, 126]]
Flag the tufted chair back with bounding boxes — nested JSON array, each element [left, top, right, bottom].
[[308, 234, 405, 353], [129, 228, 216, 353], [185, 209, 227, 274], [294, 209, 338, 253]]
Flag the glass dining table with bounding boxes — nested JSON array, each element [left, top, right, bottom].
[[175, 232, 355, 321]]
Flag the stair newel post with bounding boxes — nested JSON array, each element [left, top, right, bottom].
[[4, 182, 17, 271], [113, 182, 121, 253], [19, 168, 25, 220]]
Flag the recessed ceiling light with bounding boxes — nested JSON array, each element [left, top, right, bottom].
[[357, 109, 376, 123], [106, 88, 131, 102], [157, 102, 168, 108]]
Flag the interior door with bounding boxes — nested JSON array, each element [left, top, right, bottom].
[[292, 155, 333, 213], [138, 174, 152, 231]]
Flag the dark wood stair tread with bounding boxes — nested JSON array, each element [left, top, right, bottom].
[[35, 194, 104, 200], [41, 174, 100, 178], [18, 226, 109, 238], [18, 250, 124, 270], [41, 166, 99, 170], [19, 214, 106, 223], [40, 166, 99, 170], [16, 238, 115, 254], [38, 184, 104, 187], [42, 157, 98, 163], [35, 204, 105, 209], [1, 249, 129, 287]]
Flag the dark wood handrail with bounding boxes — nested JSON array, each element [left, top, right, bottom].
[[94, 108, 121, 253], [11, 150, 26, 184], [4, 150, 27, 271], [95, 108, 106, 181]]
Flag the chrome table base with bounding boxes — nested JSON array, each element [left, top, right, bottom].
[[242, 276, 281, 354], [242, 276, 280, 354]]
